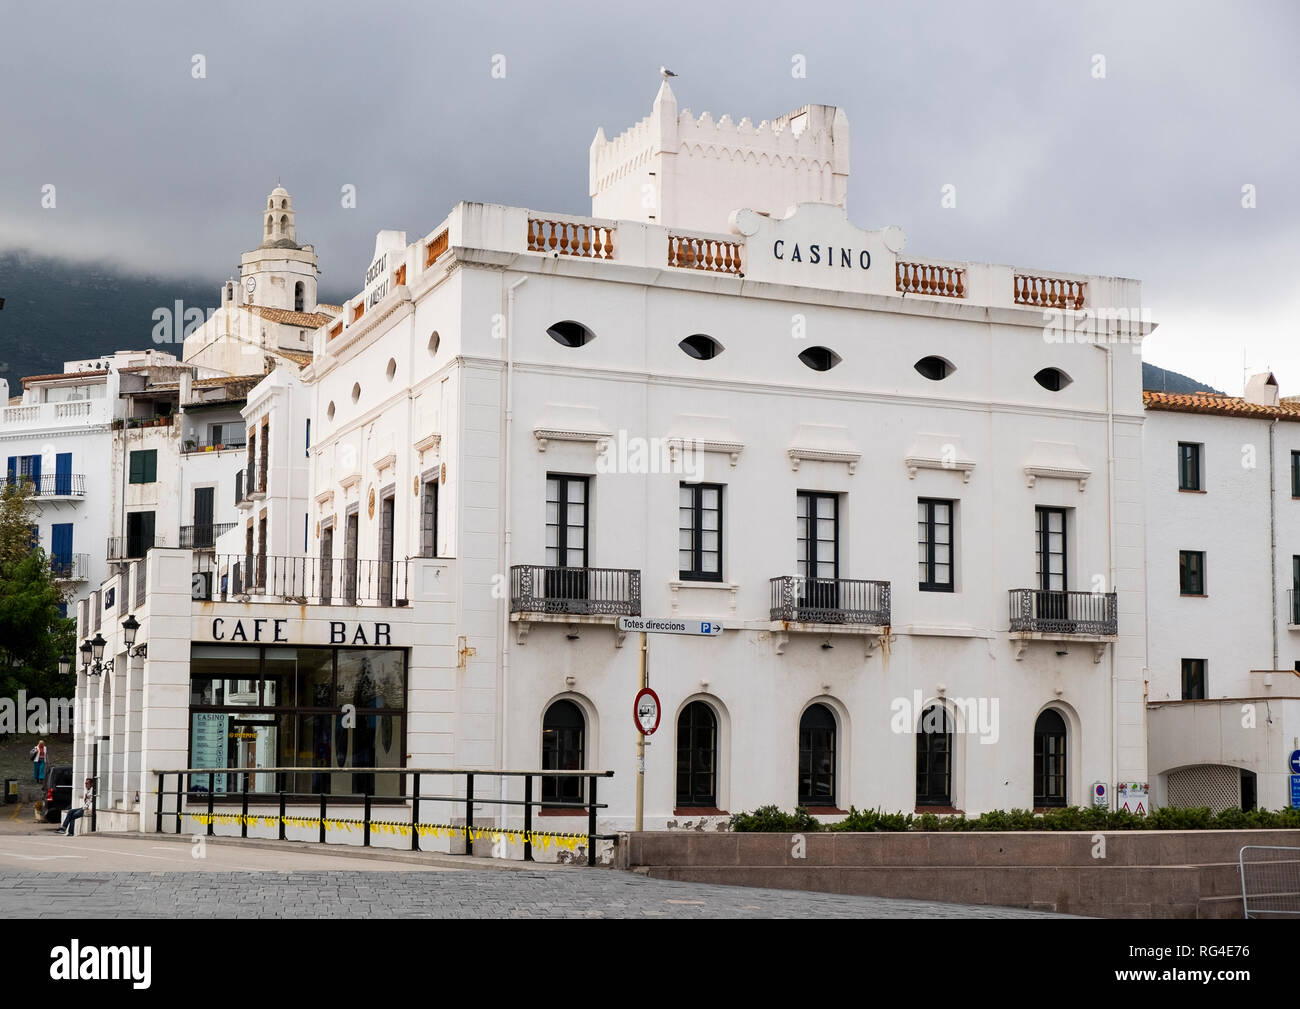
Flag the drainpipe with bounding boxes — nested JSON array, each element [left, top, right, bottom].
[[500, 274, 527, 792], [1270, 418, 1278, 668], [1102, 339, 1118, 805]]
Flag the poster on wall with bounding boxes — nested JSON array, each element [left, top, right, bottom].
[[1117, 781, 1149, 815], [190, 712, 228, 793]]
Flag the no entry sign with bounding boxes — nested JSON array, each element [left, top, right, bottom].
[[634, 687, 661, 735]]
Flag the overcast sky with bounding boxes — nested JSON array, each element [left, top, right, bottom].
[[1, 0, 1296, 393]]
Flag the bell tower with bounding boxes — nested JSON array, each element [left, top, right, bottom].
[[238, 184, 319, 313]]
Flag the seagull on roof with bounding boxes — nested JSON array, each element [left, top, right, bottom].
[[660, 66, 677, 79]]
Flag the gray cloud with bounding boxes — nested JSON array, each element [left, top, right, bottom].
[[1, 0, 1296, 392]]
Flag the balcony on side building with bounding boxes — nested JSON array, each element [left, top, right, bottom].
[[107, 534, 166, 562], [509, 564, 641, 645], [179, 522, 237, 550], [1008, 588, 1118, 662], [4, 473, 86, 498], [768, 575, 891, 656], [51, 553, 90, 582], [192, 553, 411, 607]]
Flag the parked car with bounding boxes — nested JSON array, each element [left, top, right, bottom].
[[43, 765, 73, 823]]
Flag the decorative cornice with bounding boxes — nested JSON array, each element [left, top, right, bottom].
[[533, 428, 611, 453], [413, 432, 441, 454], [666, 437, 744, 468], [788, 446, 860, 474], [905, 456, 975, 483], [1024, 464, 1089, 491], [338, 472, 362, 490], [373, 452, 397, 474]]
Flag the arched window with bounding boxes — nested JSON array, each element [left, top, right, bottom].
[[798, 704, 836, 807], [279, 214, 288, 235], [265, 215, 272, 236], [294, 282, 305, 312], [541, 700, 585, 806], [1033, 709, 1067, 807], [676, 701, 718, 808], [916, 705, 953, 807]]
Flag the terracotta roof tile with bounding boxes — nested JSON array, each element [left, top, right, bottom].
[[276, 350, 313, 367], [246, 306, 337, 328], [1143, 389, 1300, 421], [20, 369, 109, 386], [315, 303, 343, 314]]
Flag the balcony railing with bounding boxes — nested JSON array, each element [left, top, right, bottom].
[[896, 260, 966, 298], [510, 565, 641, 617], [667, 234, 743, 275], [1008, 589, 1117, 635], [107, 535, 165, 562], [4, 473, 86, 497], [180, 523, 237, 549], [769, 576, 891, 625], [193, 553, 411, 607], [1013, 274, 1086, 310], [527, 218, 615, 260], [182, 439, 245, 454], [51, 553, 90, 581]]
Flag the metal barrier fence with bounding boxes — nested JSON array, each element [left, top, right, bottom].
[[1239, 845, 1300, 918], [154, 766, 615, 866]]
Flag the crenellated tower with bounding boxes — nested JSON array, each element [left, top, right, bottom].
[[590, 81, 850, 234]]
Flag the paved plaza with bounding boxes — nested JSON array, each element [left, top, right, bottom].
[[0, 820, 1070, 919]]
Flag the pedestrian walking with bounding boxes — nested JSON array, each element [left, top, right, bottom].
[[30, 740, 47, 783], [56, 778, 94, 836]]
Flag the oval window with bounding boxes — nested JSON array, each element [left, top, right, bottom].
[[547, 320, 596, 348], [915, 356, 953, 381], [326, 401, 335, 421], [428, 331, 440, 356], [1034, 367, 1072, 392], [799, 346, 841, 372], [386, 358, 396, 381], [351, 382, 361, 403], [679, 334, 723, 360]]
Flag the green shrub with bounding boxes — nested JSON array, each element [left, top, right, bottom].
[[725, 803, 1300, 832], [728, 805, 822, 832]]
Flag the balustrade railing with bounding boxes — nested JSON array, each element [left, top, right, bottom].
[[667, 234, 743, 274], [896, 261, 966, 298], [527, 218, 615, 260], [1013, 274, 1086, 310]]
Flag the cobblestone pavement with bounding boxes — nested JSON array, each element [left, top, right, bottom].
[[0, 869, 1070, 918]]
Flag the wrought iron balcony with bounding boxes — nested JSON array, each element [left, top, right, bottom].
[[769, 576, 891, 625], [192, 553, 411, 607], [107, 534, 165, 561], [51, 553, 90, 581], [1008, 589, 1117, 636], [4, 473, 86, 497], [180, 522, 237, 549], [510, 565, 641, 617]]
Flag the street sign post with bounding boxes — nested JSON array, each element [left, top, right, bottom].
[[628, 618, 723, 832], [618, 616, 722, 636]]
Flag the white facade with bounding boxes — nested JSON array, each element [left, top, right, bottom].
[[1144, 383, 1300, 812]]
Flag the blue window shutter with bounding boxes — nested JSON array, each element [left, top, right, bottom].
[[5, 457, 15, 486], [55, 453, 72, 495]]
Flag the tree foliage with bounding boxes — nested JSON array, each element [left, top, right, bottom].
[[0, 482, 76, 705]]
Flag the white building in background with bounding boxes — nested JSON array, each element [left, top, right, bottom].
[[1, 351, 177, 611], [76, 84, 1156, 851], [1144, 377, 1300, 813]]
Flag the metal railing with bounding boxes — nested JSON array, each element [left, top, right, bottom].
[[182, 439, 245, 454], [1239, 846, 1300, 918], [510, 565, 641, 616], [50, 553, 90, 581], [193, 553, 412, 606], [769, 576, 891, 625], [153, 767, 615, 867], [180, 522, 237, 549], [1008, 589, 1118, 635], [4, 473, 86, 496], [107, 534, 165, 561]]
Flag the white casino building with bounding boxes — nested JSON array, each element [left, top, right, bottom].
[[74, 85, 1156, 848]]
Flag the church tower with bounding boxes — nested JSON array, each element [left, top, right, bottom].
[[238, 185, 320, 313]]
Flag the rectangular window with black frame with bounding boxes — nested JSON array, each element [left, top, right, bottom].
[[1179, 550, 1205, 595], [1181, 658, 1206, 700], [1293, 451, 1300, 499], [917, 498, 954, 592], [679, 482, 722, 581], [1177, 442, 1202, 491]]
